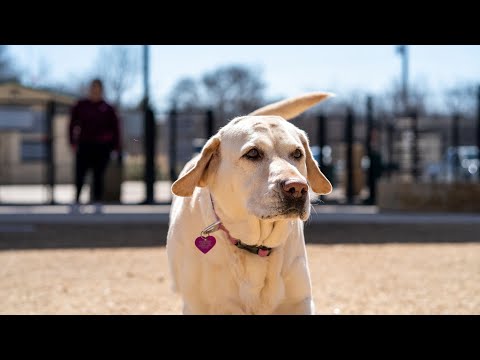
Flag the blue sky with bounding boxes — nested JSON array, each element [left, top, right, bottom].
[[7, 45, 480, 111]]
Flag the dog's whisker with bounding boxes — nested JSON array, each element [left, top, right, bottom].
[[311, 203, 318, 215], [304, 203, 315, 226]]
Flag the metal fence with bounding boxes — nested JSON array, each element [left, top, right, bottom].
[[1, 88, 480, 205]]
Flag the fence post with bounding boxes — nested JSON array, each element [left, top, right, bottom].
[[386, 121, 394, 179], [206, 109, 214, 139], [451, 113, 460, 182], [345, 108, 354, 204], [317, 114, 326, 170], [45, 100, 56, 205], [144, 105, 155, 204], [411, 110, 419, 181], [477, 85, 480, 181], [169, 107, 178, 182], [365, 96, 376, 204]]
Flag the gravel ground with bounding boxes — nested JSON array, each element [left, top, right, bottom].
[[1, 243, 479, 315]]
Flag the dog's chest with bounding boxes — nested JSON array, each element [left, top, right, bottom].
[[224, 250, 285, 314]]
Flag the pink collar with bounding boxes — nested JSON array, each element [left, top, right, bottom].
[[209, 194, 272, 257]]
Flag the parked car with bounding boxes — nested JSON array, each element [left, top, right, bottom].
[[424, 146, 479, 182]]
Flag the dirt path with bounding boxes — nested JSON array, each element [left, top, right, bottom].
[[1, 244, 479, 314]]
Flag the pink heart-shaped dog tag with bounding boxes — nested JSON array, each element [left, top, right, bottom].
[[195, 236, 216, 254]]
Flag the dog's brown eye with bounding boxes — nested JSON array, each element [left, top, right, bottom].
[[292, 149, 303, 159], [245, 148, 261, 160]]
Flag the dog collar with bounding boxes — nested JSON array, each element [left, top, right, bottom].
[[202, 194, 272, 257]]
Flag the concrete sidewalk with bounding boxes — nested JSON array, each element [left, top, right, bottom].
[[0, 181, 174, 204], [1, 201, 480, 250], [1, 203, 480, 225], [2, 181, 480, 248]]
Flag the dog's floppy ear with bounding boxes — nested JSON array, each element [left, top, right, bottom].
[[298, 131, 332, 195], [171, 136, 220, 197], [249, 92, 334, 120]]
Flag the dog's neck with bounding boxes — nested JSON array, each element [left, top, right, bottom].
[[200, 188, 292, 249]]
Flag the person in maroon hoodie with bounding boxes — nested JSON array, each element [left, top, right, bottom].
[[69, 78, 122, 204]]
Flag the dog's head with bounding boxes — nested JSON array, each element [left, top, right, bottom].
[[171, 92, 333, 222]]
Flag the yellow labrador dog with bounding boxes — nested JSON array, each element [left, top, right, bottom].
[[167, 92, 333, 314]]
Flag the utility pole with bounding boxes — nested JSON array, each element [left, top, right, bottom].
[[396, 45, 409, 113], [143, 45, 155, 204], [143, 45, 149, 106]]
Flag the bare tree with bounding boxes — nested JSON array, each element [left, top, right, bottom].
[[93, 45, 139, 108], [168, 77, 201, 111], [168, 64, 267, 124], [0, 45, 19, 82], [444, 82, 477, 117], [49, 74, 90, 98], [29, 57, 52, 87], [376, 80, 430, 117], [202, 64, 266, 122], [317, 89, 368, 117]]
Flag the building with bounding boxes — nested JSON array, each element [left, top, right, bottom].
[[0, 81, 162, 185], [0, 81, 76, 185]]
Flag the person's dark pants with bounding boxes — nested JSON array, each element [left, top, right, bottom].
[[75, 142, 112, 203]]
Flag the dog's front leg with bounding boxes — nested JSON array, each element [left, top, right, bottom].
[[182, 300, 248, 315], [272, 298, 315, 315]]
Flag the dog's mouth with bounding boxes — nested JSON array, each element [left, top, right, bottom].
[[257, 198, 309, 221], [247, 191, 310, 222], [260, 208, 307, 220]]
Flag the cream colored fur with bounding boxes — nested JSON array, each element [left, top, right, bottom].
[[167, 92, 333, 314]]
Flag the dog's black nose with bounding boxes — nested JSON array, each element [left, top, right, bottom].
[[281, 179, 308, 199]]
